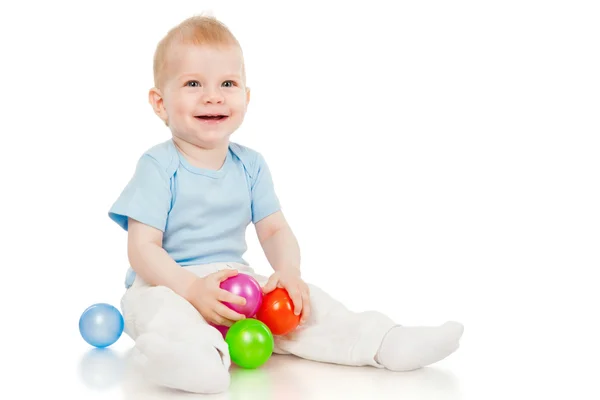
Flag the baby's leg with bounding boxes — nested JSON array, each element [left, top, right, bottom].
[[375, 320, 464, 371], [251, 273, 463, 371], [273, 282, 397, 367], [120, 277, 230, 394]]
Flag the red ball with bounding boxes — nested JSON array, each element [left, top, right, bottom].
[[255, 287, 301, 336]]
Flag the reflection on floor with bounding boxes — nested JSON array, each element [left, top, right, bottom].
[[78, 346, 462, 399]]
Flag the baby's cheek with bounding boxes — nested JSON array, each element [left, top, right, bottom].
[[229, 94, 247, 111], [174, 98, 193, 114]]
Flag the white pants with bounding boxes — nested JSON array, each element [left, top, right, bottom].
[[120, 262, 396, 369]]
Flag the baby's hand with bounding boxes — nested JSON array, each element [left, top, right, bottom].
[[186, 269, 247, 326], [262, 270, 311, 325]]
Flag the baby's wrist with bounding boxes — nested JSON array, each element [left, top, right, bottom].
[[181, 275, 203, 303], [278, 266, 301, 278]]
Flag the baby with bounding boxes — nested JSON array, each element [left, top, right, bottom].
[[109, 15, 464, 394]]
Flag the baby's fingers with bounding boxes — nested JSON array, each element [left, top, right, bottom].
[[300, 289, 311, 324], [218, 289, 246, 306], [213, 268, 239, 283], [214, 302, 246, 324], [210, 313, 236, 327], [262, 274, 280, 293], [288, 286, 303, 316]]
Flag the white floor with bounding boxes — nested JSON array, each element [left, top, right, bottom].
[[75, 342, 463, 400], [53, 321, 597, 400], [6, 272, 599, 400]]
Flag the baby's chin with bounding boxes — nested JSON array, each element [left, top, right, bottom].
[[174, 130, 235, 148]]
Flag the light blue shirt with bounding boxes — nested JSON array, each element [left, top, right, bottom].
[[108, 139, 281, 288]]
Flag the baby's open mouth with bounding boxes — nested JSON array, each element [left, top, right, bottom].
[[195, 114, 228, 121]]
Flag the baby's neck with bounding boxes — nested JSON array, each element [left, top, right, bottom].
[[173, 138, 229, 171]]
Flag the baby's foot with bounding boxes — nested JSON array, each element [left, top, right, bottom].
[[135, 332, 230, 393], [376, 321, 464, 371]]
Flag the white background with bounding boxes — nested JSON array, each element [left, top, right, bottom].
[[1, 0, 598, 399]]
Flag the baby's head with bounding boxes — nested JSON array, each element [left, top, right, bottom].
[[149, 15, 249, 149]]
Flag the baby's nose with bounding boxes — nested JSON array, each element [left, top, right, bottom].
[[202, 89, 224, 104]]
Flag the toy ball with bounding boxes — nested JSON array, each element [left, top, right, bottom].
[[220, 273, 263, 317], [79, 303, 124, 348], [211, 323, 229, 338], [225, 318, 274, 369], [256, 287, 301, 336]]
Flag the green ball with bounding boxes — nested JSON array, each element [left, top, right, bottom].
[[225, 318, 274, 369]]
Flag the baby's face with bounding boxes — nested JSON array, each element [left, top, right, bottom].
[[157, 44, 249, 149]]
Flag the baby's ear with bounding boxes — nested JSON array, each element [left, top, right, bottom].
[[148, 87, 169, 124], [246, 87, 251, 106]]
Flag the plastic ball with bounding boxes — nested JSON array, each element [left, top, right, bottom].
[[79, 303, 124, 348], [220, 273, 263, 317], [211, 323, 229, 338], [256, 287, 301, 336], [225, 319, 274, 369]]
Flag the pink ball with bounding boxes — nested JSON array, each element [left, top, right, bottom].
[[211, 323, 229, 338], [219, 273, 263, 318]]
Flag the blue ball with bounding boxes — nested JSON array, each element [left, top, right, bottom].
[[79, 303, 124, 348]]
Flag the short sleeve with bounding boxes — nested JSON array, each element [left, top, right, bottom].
[[108, 154, 172, 231], [251, 153, 281, 224]]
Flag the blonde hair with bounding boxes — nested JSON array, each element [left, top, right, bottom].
[[153, 15, 244, 89]]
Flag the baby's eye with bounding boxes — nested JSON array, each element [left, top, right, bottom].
[[222, 80, 236, 87], [185, 80, 200, 87]]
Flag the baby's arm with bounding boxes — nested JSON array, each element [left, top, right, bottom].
[[255, 210, 301, 275], [255, 210, 311, 322], [127, 217, 246, 326], [127, 217, 198, 298]]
